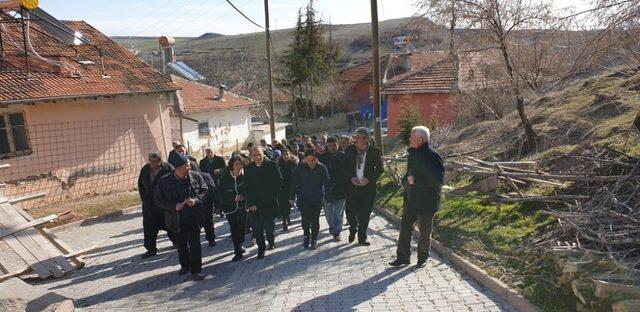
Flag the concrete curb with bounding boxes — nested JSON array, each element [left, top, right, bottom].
[[49, 205, 142, 234], [374, 206, 540, 312]]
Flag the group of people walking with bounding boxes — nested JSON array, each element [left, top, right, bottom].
[[138, 125, 444, 281]]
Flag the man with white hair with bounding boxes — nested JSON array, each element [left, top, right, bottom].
[[344, 127, 384, 246], [389, 126, 444, 269]]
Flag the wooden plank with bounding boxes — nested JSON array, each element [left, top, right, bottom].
[[0, 203, 65, 277], [13, 206, 84, 269], [39, 228, 84, 268], [0, 267, 31, 283], [8, 192, 47, 205], [0, 222, 50, 278], [0, 214, 57, 240], [0, 164, 10, 169]]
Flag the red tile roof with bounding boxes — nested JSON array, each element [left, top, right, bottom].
[[0, 17, 178, 104], [383, 58, 457, 94], [172, 75, 257, 115], [230, 83, 291, 103], [338, 51, 450, 85]]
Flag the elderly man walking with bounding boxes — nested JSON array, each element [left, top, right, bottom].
[[245, 146, 282, 259], [138, 151, 176, 258], [344, 127, 383, 246], [389, 126, 444, 269], [154, 153, 208, 280], [319, 136, 348, 241]]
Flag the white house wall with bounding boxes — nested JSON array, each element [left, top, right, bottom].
[[181, 107, 251, 155]]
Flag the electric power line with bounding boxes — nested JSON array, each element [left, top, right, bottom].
[[170, 0, 226, 36], [224, 0, 263, 29], [155, 0, 213, 35], [112, 0, 177, 36], [134, 0, 204, 36], [183, 0, 255, 37]]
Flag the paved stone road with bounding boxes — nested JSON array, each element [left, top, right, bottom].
[[33, 210, 516, 312]]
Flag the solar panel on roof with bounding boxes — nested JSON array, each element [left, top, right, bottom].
[[168, 61, 205, 81], [24, 7, 90, 46]]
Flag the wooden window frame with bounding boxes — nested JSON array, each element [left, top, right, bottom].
[[198, 121, 210, 138], [0, 111, 33, 159]]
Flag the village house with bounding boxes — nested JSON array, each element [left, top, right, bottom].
[[338, 50, 491, 136], [171, 76, 259, 155], [0, 12, 178, 209]]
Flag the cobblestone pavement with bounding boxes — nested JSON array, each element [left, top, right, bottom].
[[32, 210, 516, 312]]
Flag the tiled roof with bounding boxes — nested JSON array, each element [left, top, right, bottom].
[[230, 83, 291, 103], [172, 75, 257, 115], [382, 58, 458, 94], [338, 51, 451, 86], [0, 17, 178, 104]]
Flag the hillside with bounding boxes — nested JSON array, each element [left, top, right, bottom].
[[377, 66, 640, 311], [113, 17, 448, 67]]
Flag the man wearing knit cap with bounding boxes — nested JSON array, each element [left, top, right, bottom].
[[154, 153, 208, 281]]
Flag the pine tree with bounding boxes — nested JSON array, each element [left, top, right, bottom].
[[397, 101, 424, 146]]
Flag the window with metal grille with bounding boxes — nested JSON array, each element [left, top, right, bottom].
[[0, 112, 32, 158], [198, 122, 210, 137]]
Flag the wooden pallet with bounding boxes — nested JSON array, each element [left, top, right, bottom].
[[0, 165, 87, 282]]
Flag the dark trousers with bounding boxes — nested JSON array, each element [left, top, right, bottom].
[[298, 201, 322, 241], [278, 192, 291, 221], [176, 218, 202, 274], [226, 210, 247, 255], [203, 208, 216, 242], [396, 210, 434, 262], [143, 211, 176, 253], [346, 188, 375, 242], [250, 216, 275, 252]]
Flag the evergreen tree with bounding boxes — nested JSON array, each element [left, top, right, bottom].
[[397, 101, 424, 146]]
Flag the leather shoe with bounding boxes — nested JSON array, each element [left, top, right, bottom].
[[268, 243, 275, 250], [257, 251, 265, 259], [208, 240, 216, 247], [358, 241, 371, 246], [309, 241, 317, 250], [191, 273, 205, 281], [141, 250, 156, 259], [303, 237, 310, 249], [388, 259, 410, 267], [348, 232, 356, 243], [178, 267, 189, 275], [416, 259, 428, 268], [231, 254, 243, 262]]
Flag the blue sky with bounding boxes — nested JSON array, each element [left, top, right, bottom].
[[39, 0, 592, 37]]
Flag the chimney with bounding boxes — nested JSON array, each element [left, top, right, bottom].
[[399, 53, 412, 72], [217, 84, 226, 101]]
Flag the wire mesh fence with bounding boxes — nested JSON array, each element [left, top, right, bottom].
[[0, 116, 158, 214]]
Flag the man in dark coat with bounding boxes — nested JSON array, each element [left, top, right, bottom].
[[200, 148, 225, 216], [344, 127, 383, 246], [290, 149, 332, 250], [176, 144, 200, 172], [319, 136, 348, 241], [154, 153, 208, 281], [138, 151, 176, 258], [199, 172, 217, 247], [389, 126, 444, 269], [244, 146, 282, 259]]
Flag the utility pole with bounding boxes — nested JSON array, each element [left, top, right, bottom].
[[264, 0, 276, 141], [370, 0, 383, 154]]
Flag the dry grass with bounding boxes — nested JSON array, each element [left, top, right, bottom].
[[26, 191, 141, 227]]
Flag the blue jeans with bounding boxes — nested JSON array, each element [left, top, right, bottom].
[[324, 199, 346, 236]]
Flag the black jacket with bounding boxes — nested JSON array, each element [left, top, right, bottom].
[[154, 171, 208, 233], [290, 162, 332, 203], [199, 172, 217, 213], [188, 156, 201, 172], [217, 168, 247, 214], [319, 151, 348, 200], [244, 160, 282, 219], [138, 162, 173, 215], [278, 159, 296, 196], [403, 142, 444, 214], [200, 155, 226, 182], [344, 144, 384, 194]]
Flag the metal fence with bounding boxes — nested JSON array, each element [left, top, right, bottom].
[[0, 117, 157, 213]]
